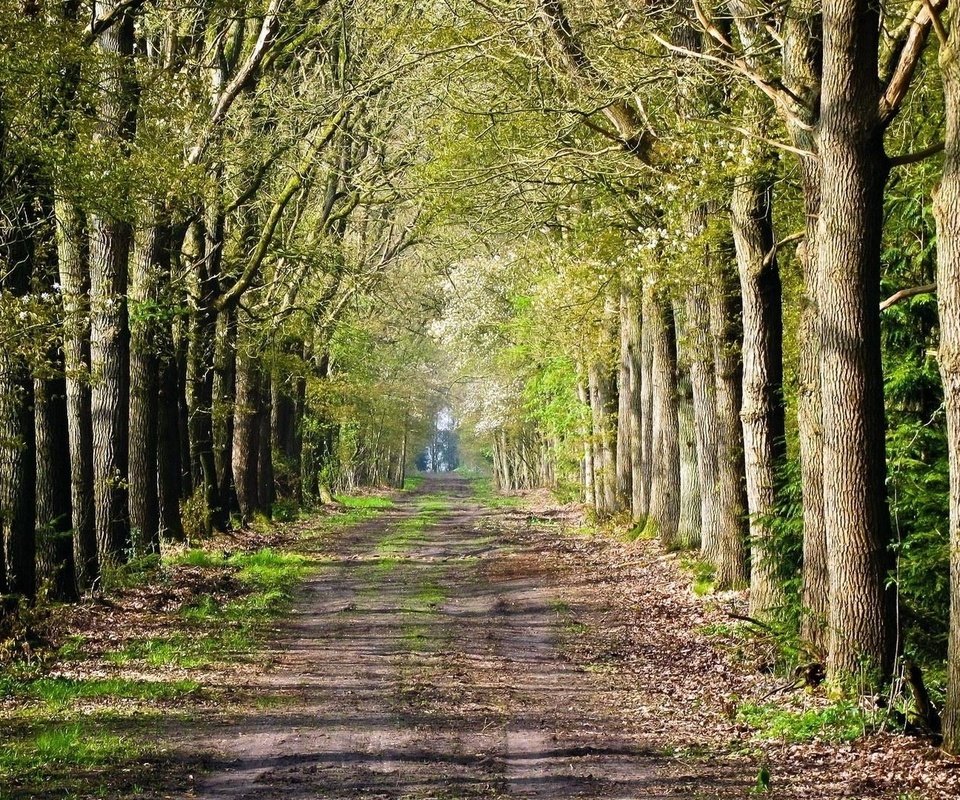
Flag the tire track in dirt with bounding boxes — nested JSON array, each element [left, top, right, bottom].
[[191, 474, 735, 799]]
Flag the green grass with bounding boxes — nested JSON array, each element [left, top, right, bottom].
[[403, 583, 446, 612], [0, 675, 198, 709], [403, 475, 425, 491], [416, 495, 449, 514], [470, 477, 523, 509], [0, 723, 138, 777], [335, 494, 396, 511], [105, 629, 254, 669], [736, 700, 880, 743], [679, 556, 716, 596]]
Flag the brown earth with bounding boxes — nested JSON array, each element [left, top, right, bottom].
[[176, 473, 959, 800], [184, 474, 745, 799]]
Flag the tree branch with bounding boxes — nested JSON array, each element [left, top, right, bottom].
[[888, 139, 945, 167], [187, 0, 289, 166], [880, 0, 948, 124], [537, 0, 655, 163], [82, 0, 146, 47], [880, 283, 937, 311]]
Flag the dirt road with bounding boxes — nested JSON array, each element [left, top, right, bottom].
[[191, 474, 747, 799]]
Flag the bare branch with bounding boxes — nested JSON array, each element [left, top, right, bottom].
[[880, 0, 948, 124], [187, 0, 288, 166], [880, 283, 937, 311], [889, 139, 946, 167]]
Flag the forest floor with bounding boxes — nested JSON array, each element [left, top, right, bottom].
[[3, 474, 960, 799]]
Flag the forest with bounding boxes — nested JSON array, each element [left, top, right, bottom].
[[3, 0, 960, 797]]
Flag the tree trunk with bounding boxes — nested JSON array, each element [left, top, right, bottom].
[[626, 290, 644, 521], [0, 169, 37, 597], [213, 307, 238, 516], [616, 286, 634, 508], [710, 248, 750, 590], [35, 371, 76, 600], [577, 381, 595, 507], [55, 198, 97, 589], [588, 361, 617, 516], [257, 373, 274, 514], [645, 295, 681, 546], [818, 4, 894, 681], [128, 211, 168, 555], [674, 301, 701, 550], [89, 1, 137, 567], [638, 286, 655, 522], [732, 173, 786, 607], [933, 25, 960, 754], [233, 349, 261, 524], [685, 282, 721, 564]]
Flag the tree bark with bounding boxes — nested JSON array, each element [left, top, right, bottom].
[[638, 286, 655, 522], [674, 301, 701, 550], [213, 306, 238, 516], [710, 245, 750, 590], [588, 361, 617, 516], [55, 198, 97, 589], [233, 349, 261, 524], [685, 282, 722, 564], [933, 21, 960, 755], [645, 294, 680, 546], [35, 370, 76, 600], [257, 372, 274, 513], [732, 175, 785, 604], [128, 211, 168, 555], [616, 286, 634, 508], [818, 2, 895, 680], [89, 0, 138, 567]]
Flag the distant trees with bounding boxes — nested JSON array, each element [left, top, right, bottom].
[[0, 0, 436, 600]]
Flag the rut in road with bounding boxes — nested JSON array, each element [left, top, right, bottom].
[[196, 474, 742, 799]]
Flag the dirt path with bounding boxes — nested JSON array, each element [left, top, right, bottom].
[[191, 475, 746, 800]]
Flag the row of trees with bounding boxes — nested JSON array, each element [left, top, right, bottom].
[[0, 1, 441, 605], [426, 0, 960, 753]]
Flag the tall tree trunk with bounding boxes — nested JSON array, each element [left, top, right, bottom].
[[89, 0, 137, 567], [233, 349, 261, 523], [157, 346, 185, 541], [35, 370, 76, 600], [588, 361, 617, 516], [577, 381, 595, 507], [710, 248, 750, 590], [0, 167, 37, 597], [818, 3, 894, 681], [775, 0, 830, 661], [684, 283, 722, 570], [626, 290, 644, 521], [933, 22, 960, 755], [55, 198, 97, 589], [616, 287, 634, 508], [674, 299, 701, 550], [257, 373, 274, 514], [645, 295, 681, 546], [128, 211, 168, 555], [638, 286, 655, 522], [213, 307, 238, 516], [732, 173, 786, 608]]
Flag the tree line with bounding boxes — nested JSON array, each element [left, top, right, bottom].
[[0, 2, 439, 612], [426, 0, 960, 755], [5, 0, 960, 762]]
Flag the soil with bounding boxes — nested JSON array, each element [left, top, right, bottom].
[[188, 474, 747, 799]]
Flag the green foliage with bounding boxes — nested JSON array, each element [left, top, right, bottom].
[[736, 699, 882, 743], [679, 557, 716, 597]]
